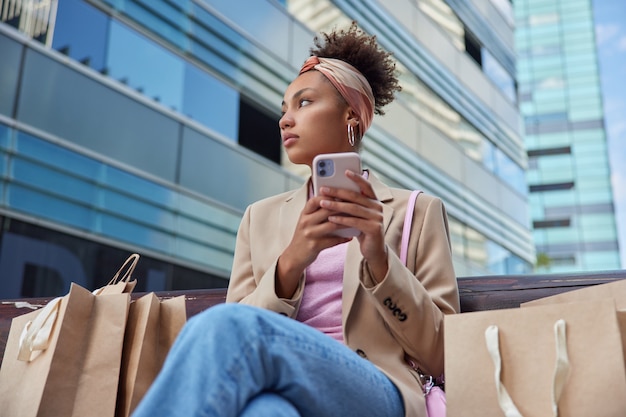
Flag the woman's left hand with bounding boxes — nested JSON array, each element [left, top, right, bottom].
[[318, 170, 388, 282]]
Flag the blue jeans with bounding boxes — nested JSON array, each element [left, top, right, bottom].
[[132, 303, 405, 417]]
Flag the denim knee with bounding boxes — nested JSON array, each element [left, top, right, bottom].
[[184, 303, 274, 339], [240, 393, 300, 417]]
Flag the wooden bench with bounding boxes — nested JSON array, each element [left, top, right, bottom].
[[1, 270, 625, 364]]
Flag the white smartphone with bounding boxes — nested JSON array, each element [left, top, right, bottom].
[[312, 152, 362, 238]]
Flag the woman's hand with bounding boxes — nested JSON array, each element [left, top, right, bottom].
[[276, 194, 352, 298], [318, 170, 389, 282]]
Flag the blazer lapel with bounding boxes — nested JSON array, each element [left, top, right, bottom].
[[342, 172, 395, 335], [278, 180, 309, 250]]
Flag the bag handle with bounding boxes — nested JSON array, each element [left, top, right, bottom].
[[485, 319, 570, 417], [18, 296, 63, 362], [400, 190, 422, 265], [107, 253, 140, 285]]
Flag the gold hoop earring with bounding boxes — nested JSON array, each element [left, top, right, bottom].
[[348, 124, 356, 147]]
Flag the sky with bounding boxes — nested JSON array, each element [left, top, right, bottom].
[[593, 1, 626, 267]]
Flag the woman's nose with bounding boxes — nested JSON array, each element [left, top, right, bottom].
[[279, 112, 293, 129]]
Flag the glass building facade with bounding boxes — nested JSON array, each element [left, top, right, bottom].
[[0, 0, 533, 298], [515, 0, 621, 272]]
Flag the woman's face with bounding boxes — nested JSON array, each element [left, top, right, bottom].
[[280, 70, 354, 167]]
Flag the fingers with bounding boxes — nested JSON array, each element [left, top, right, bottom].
[[318, 170, 377, 202]]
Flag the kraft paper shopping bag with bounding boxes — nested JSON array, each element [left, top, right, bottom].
[[445, 300, 626, 417], [0, 253, 140, 417], [116, 293, 186, 417], [522, 278, 626, 365]]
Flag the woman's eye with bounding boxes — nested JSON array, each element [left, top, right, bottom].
[[299, 99, 312, 107]]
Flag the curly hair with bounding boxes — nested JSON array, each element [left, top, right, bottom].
[[309, 22, 401, 116]]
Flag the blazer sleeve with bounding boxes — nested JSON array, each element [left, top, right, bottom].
[[362, 196, 460, 377], [226, 204, 305, 316]]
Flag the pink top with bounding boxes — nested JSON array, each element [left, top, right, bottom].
[[296, 171, 368, 342], [296, 242, 348, 343]]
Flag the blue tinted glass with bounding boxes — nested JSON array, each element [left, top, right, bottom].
[[482, 49, 516, 103], [0, 32, 22, 117], [486, 241, 508, 274], [107, 21, 184, 111], [100, 189, 175, 231], [8, 184, 93, 230], [183, 63, 239, 141], [177, 193, 241, 231], [12, 158, 97, 205], [483, 139, 496, 172], [99, 214, 173, 252], [103, 165, 177, 207], [124, 0, 187, 49], [495, 149, 526, 194], [15, 131, 101, 180], [0, 123, 10, 150], [52, 0, 108, 72], [18, 49, 180, 182], [204, 0, 289, 57]]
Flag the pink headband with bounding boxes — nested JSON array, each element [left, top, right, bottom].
[[299, 56, 375, 135]]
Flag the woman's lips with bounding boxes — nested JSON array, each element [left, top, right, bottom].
[[282, 135, 298, 147]]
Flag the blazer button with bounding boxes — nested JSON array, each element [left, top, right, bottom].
[[356, 349, 367, 358]]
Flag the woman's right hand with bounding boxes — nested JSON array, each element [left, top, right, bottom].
[[275, 195, 351, 298]]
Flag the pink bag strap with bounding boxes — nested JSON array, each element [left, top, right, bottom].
[[400, 190, 422, 265]]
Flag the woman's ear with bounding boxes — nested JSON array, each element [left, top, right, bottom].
[[346, 108, 360, 127]]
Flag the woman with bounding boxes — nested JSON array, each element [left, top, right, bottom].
[[133, 23, 459, 417]]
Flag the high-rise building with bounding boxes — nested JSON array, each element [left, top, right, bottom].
[[515, 0, 621, 272], [0, 0, 532, 298]]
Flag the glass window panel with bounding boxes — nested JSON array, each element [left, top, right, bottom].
[[100, 189, 175, 231], [177, 193, 241, 231], [107, 21, 184, 111], [208, 0, 290, 58], [579, 213, 617, 229], [103, 165, 177, 207], [482, 49, 516, 102], [495, 149, 526, 194], [545, 227, 581, 243], [582, 228, 617, 242], [540, 169, 573, 183], [11, 158, 97, 205], [486, 241, 508, 274], [179, 126, 287, 210], [569, 107, 603, 121], [122, 0, 187, 49], [0, 33, 22, 117], [581, 252, 621, 270], [575, 175, 611, 192], [577, 189, 613, 204], [99, 214, 173, 252], [7, 184, 93, 230], [541, 189, 576, 205], [465, 227, 488, 269], [175, 215, 235, 252], [490, 0, 514, 25], [15, 131, 101, 180], [0, 123, 11, 150], [52, 0, 108, 72], [133, 0, 187, 29], [448, 217, 466, 259], [17, 49, 180, 182], [182, 63, 239, 141]]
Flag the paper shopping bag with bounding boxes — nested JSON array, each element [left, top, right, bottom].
[[0, 284, 130, 417], [0, 253, 140, 417], [116, 293, 186, 417], [445, 300, 626, 417], [523, 278, 626, 365]]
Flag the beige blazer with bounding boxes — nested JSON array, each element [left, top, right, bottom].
[[227, 172, 460, 417]]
